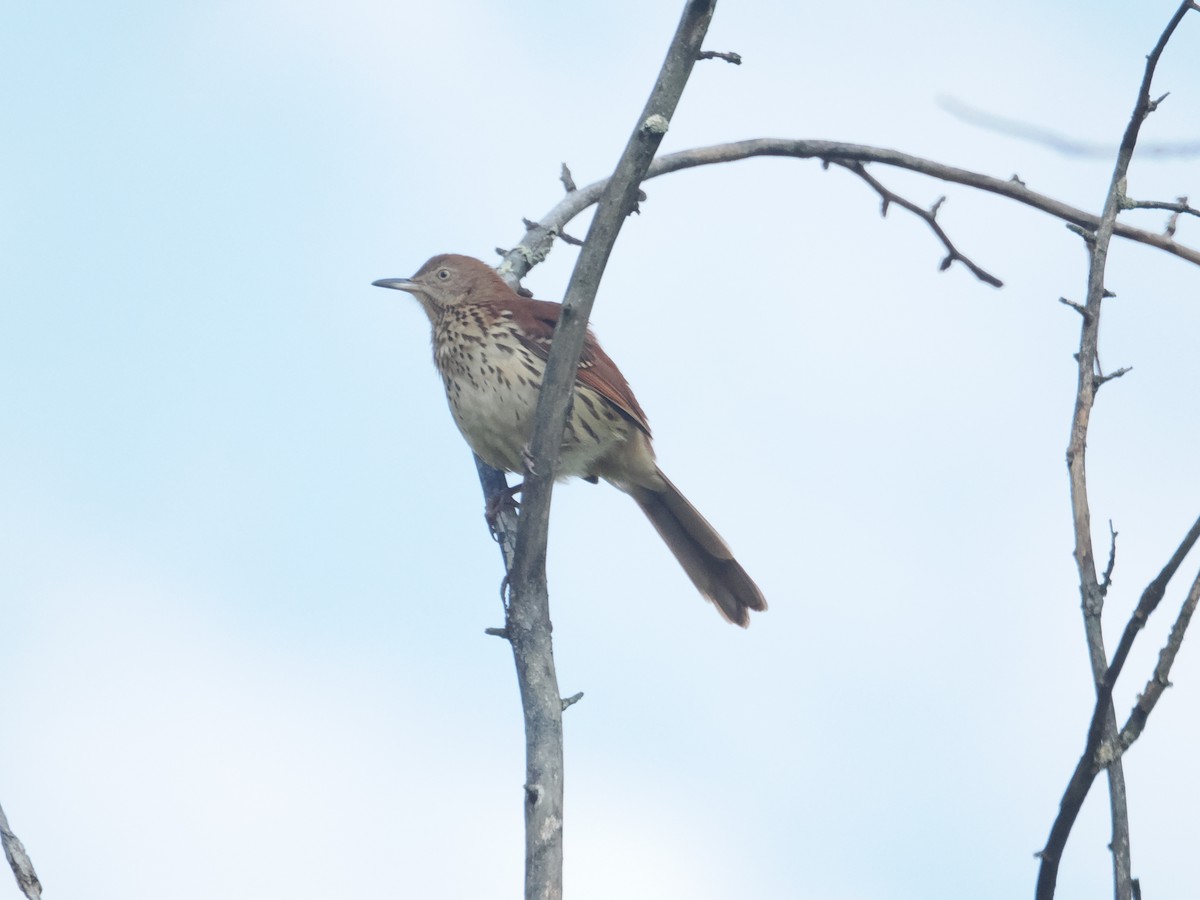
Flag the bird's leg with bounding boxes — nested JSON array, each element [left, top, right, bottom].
[[485, 480, 523, 533]]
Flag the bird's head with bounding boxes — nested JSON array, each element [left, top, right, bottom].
[[372, 254, 509, 319]]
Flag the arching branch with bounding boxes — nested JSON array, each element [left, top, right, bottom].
[[499, 138, 1200, 285]]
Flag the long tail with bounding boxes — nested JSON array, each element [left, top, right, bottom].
[[626, 468, 767, 627]]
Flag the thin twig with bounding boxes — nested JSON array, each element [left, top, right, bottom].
[[1100, 521, 1119, 597], [1036, 6, 1197, 900], [831, 159, 1004, 286], [1095, 367, 1132, 387], [1122, 195, 1198, 218], [1059, 297, 1089, 318]]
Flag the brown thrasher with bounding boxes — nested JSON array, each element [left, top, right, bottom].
[[373, 254, 766, 626]]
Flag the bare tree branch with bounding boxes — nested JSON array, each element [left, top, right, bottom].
[[1034, 515, 1200, 897], [1114, 565, 1200, 754], [0, 803, 41, 900], [491, 3, 719, 897], [1059, 296, 1089, 318], [1097, 515, 1200, 748], [498, 139, 1200, 286], [1036, 5, 1198, 900], [1100, 521, 1119, 597], [1121, 195, 1199, 218], [465, 10, 1200, 900], [829, 159, 1004, 286], [1094, 366, 1132, 387]]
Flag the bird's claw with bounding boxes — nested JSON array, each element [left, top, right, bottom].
[[521, 444, 538, 476]]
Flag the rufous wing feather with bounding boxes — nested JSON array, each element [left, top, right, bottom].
[[507, 298, 651, 437]]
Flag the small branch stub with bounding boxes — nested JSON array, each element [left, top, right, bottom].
[[1096, 366, 1133, 387], [560, 163, 577, 193], [696, 49, 742, 64], [561, 692, 584, 712], [1067, 222, 1098, 245], [1059, 296, 1089, 318]]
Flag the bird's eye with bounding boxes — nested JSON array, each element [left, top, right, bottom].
[[437, 269, 450, 280]]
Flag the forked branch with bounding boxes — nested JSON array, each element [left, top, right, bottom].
[[498, 139, 1200, 286], [829, 159, 1003, 286], [1036, 4, 1198, 900], [1115, 565, 1200, 753]]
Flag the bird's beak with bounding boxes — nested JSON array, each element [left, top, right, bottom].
[[371, 277, 420, 293]]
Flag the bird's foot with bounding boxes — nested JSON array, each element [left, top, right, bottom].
[[521, 444, 538, 476], [485, 481, 523, 534]]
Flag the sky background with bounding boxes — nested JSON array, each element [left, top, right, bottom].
[[3, 1, 1199, 898]]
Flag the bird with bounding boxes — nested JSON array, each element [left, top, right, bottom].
[[372, 254, 766, 626]]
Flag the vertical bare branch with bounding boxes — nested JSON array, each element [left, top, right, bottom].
[[1037, 4, 1197, 900], [0, 803, 41, 900], [493, 3, 719, 898]]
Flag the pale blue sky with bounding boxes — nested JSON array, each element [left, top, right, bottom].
[[3, 2, 1199, 898]]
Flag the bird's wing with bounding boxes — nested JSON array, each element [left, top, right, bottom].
[[506, 298, 652, 437]]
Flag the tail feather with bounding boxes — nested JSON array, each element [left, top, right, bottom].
[[626, 469, 766, 627]]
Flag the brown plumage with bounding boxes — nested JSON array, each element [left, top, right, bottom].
[[373, 253, 766, 626]]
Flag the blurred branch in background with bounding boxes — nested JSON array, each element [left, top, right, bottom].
[[938, 94, 1200, 158]]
